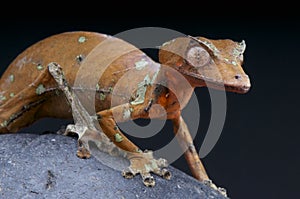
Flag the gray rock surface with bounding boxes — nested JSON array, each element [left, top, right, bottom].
[[0, 133, 228, 199]]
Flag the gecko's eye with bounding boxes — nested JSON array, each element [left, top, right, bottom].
[[186, 46, 210, 68]]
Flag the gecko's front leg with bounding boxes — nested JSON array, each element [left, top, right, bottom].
[[96, 103, 171, 187], [48, 62, 171, 187], [172, 114, 209, 181], [172, 114, 227, 196], [48, 62, 111, 159]]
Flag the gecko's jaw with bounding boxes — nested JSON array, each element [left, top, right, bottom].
[[225, 84, 251, 94], [198, 75, 251, 94], [222, 73, 251, 94], [203, 81, 251, 94], [224, 77, 251, 94]]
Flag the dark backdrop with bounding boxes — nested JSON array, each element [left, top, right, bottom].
[[0, 16, 299, 199]]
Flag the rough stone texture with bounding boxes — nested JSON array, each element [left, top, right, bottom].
[[0, 134, 228, 199]]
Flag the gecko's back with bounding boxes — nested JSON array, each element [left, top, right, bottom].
[[0, 31, 108, 102], [0, 31, 159, 133]]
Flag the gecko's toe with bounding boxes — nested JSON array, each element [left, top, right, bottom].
[[158, 168, 171, 180], [151, 158, 171, 180], [204, 179, 227, 197], [76, 139, 91, 159], [76, 147, 91, 159], [122, 168, 135, 179], [141, 173, 155, 187], [218, 187, 227, 197]]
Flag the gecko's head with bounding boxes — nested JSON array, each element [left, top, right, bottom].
[[159, 36, 251, 94]]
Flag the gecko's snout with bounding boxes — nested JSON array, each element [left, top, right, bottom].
[[224, 73, 251, 94], [233, 74, 251, 93]]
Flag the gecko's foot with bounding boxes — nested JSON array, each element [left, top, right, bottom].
[[76, 139, 91, 159], [56, 124, 90, 158], [204, 179, 227, 197], [122, 150, 171, 187], [62, 124, 92, 159]]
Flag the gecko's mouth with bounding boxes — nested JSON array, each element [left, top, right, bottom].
[[176, 68, 251, 94], [225, 84, 251, 94], [204, 81, 251, 94]]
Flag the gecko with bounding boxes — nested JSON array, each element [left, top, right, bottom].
[[0, 31, 250, 195]]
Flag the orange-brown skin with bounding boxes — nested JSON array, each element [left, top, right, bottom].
[[0, 31, 250, 190]]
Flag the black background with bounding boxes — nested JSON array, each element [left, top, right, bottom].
[[0, 13, 299, 199]]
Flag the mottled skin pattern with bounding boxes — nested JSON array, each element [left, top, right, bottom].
[[0, 31, 250, 194]]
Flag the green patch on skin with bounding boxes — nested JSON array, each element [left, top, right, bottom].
[[37, 64, 44, 70], [144, 164, 152, 173], [123, 108, 131, 120], [100, 93, 106, 101], [78, 36, 87, 43], [55, 90, 60, 96], [108, 86, 113, 93], [232, 41, 246, 58], [9, 74, 14, 83], [9, 114, 16, 121], [96, 83, 100, 91], [0, 95, 6, 102], [36, 84, 46, 95], [151, 160, 158, 170], [0, 121, 7, 127], [130, 75, 151, 105], [220, 56, 239, 66], [161, 39, 175, 47], [135, 59, 148, 70], [130, 67, 160, 106], [151, 68, 160, 84], [193, 38, 220, 55], [114, 133, 123, 143], [9, 93, 14, 98]]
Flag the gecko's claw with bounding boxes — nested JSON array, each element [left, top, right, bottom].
[[122, 150, 171, 187], [204, 179, 227, 197], [63, 124, 93, 159]]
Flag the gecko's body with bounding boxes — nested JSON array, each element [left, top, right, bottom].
[[0, 31, 250, 193]]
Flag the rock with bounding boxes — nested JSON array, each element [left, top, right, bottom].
[[0, 133, 227, 199]]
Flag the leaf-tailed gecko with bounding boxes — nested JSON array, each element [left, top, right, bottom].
[[0, 31, 250, 196]]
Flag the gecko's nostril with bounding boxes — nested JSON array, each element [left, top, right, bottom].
[[234, 75, 242, 80]]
